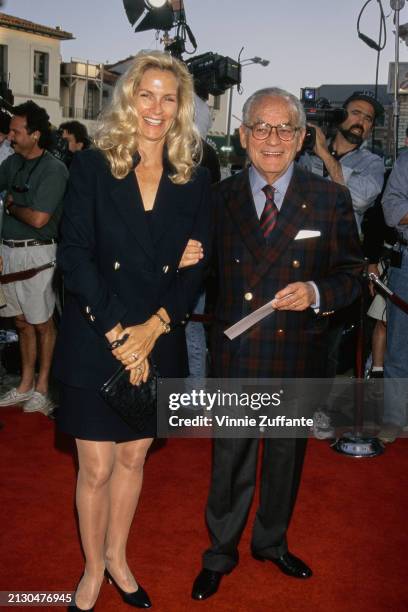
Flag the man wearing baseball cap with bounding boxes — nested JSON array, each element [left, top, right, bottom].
[[300, 90, 385, 233]]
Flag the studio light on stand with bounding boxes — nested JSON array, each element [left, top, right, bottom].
[[123, 0, 175, 33], [122, 0, 239, 93]]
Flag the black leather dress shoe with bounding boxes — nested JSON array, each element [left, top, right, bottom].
[[253, 551, 313, 579], [191, 568, 224, 600]]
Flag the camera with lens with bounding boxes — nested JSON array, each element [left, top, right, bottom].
[[300, 87, 348, 152], [47, 128, 72, 166]]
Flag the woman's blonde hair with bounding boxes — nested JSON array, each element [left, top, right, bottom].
[[94, 50, 202, 184]]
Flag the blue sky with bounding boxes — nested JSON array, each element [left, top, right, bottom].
[[3, 0, 408, 120]]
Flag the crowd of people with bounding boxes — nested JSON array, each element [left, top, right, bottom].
[[0, 49, 407, 609]]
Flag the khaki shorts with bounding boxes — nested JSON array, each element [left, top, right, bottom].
[[1, 242, 57, 324]]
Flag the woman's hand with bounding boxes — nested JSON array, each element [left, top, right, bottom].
[[112, 312, 167, 369], [178, 239, 203, 269], [129, 357, 150, 386], [105, 323, 124, 345]]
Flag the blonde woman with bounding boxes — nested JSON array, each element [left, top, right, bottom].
[[53, 50, 211, 611]]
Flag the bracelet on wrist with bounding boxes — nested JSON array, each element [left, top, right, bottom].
[[153, 312, 170, 334]]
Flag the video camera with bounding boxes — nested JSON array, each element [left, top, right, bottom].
[[301, 87, 347, 152], [186, 53, 241, 96]]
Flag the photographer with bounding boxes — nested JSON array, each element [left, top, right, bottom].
[[299, 92, 385, 439], [299, 91, 385, 233]]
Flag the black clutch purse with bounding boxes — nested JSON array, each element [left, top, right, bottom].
[[100, 362, 158, 433]]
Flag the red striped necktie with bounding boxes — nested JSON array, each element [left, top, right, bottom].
[[260, 184, 278, 238]]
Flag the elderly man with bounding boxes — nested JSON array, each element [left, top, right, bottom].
[[0, 101, 68, 414], [190, 87, 363, 600]]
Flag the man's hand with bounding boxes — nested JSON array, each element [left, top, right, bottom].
[[179, 239, 203, 269], [4, 194, 51, 228], [312, 124, 330, 159], [309, 124, 345, 186], [272, 282, 316, 311]]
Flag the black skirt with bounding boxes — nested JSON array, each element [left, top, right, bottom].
[[56, 382, 156, 442]]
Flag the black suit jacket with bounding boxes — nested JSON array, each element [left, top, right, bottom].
[[53, 149, 212, 389]]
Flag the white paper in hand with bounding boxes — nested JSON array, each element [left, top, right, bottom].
[[224, 300, 275, 340]]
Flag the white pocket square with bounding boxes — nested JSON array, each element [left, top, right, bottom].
[[294, 230, 321, 240]]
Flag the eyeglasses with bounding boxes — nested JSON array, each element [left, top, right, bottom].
[[244, 122, 301, 141]]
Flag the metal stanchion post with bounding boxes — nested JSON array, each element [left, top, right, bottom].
[[332, 263, 384, 457]]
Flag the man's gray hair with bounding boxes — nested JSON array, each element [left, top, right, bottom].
[[242, 87, 306, 129]]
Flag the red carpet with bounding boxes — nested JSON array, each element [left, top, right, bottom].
[[1, 407, 407, 612]]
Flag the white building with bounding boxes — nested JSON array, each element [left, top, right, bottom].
[[0, 12, 73, 125], [60, 59, 109, 133]]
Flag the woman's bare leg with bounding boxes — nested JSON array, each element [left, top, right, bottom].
[[104, 437, 153, 592], [74, 439, 115, 609]]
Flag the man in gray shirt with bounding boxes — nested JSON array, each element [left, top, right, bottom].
[[299, 91, 385, 233], [0, 101, 68, 415], [380, 151, 408, 441]]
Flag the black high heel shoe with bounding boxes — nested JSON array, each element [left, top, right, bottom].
[[105, 570, 152, 608], [68, 603, 94, 612], [68, 573, 101, 611]]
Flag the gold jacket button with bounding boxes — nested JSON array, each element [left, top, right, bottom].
[[244, 292, 253, 301], [292, 260, 301, 268], [301, 203, 307, 209], [90, 315, 96, 322], [114, 261, 120, 270], [85, 306, 91, 314], [162, 265, 169, 273], [277, 328, 285, 335]]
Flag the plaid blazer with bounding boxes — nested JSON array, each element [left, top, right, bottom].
[[211, 165, 364, 378]]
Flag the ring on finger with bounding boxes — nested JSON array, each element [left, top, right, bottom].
[[131, 353, 138, 362], [136, 366, 143, 373]]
